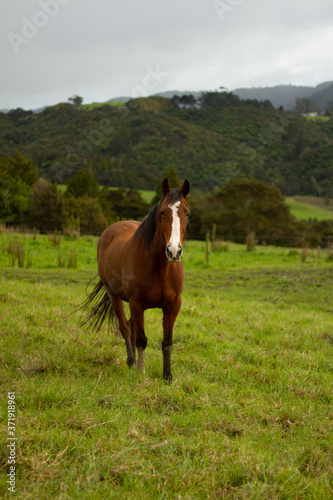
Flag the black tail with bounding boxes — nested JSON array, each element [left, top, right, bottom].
[[78, 278, 115, 333]]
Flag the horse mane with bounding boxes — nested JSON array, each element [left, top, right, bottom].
[[135, 188, 182, 248]]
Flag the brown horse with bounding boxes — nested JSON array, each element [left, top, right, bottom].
[[80, 178, 190, 382]]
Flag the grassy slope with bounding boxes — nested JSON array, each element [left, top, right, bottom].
[[286, 198, 333, 221], [82, 102, 126, 109], [1, 234, 333, 499], [292, 195, 333, 213]]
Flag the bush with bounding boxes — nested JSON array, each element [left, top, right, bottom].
[[190, 179, 301, 246], [26, 179, 64, 231], [63, 195, 108, 234]]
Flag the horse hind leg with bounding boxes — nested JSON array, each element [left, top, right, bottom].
[[129, 299, 147, 374], [110, 295, 136, 368]]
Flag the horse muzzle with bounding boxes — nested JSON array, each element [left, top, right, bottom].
[[166, 244, 183, 262]]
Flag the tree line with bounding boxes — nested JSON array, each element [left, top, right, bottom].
[[1, 155, 332, 248], [0, 153, 150, 234]]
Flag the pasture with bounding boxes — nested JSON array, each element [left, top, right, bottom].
[[1, 233, 333, 499], [285, 199, 333, 221]]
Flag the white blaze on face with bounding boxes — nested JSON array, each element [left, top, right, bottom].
[[168, 201, 181, 255]]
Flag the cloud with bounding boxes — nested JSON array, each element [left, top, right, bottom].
[[1, 0, 333, 109]]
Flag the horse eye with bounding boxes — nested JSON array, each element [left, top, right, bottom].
[[186, 212, 190, 218], [160, 211, 165, 217]]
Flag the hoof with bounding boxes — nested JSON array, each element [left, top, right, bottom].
[[163, 374, 173, 384], [127, 357, 136, 368]]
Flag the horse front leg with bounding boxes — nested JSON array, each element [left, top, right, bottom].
[[162, 296, 182, 383]]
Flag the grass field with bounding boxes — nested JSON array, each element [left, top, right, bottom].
[[82, 102, 126, 109], [291, 196, 333, 214], [286, 199, 333, 221], [305, 116, 330, 122], [1, 233, 333, 499]]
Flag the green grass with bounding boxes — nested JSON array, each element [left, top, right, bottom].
[[305, 115, 330, 122], [139, 190, 155, 204], [82, 101, 126, 109], [292, 196, 333, 214], [106, 187, 155, 204], [1, 234, 333, 498], [286, 198, 333, 221]]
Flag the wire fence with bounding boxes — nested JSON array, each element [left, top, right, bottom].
[[1, 223, 333, 248]]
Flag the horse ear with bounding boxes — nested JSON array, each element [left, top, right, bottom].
[[181, 179, 190, 198], [162, 178, 171, 196]]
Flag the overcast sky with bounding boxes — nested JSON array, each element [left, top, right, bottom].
[[1, 0, 333, 110]]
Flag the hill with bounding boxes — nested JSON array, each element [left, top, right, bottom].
[[308, 82, 333, 111], [1, 96, 333, 196], [233, 81, 333, 111]]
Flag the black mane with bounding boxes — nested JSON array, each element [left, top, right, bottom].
[[135, 189, 182, 248]]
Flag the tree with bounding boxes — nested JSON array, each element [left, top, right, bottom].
[[152, 168, 181, 204], [0, 178, 31, 225], [26, 179, 64, 231], [325, 100, 333, 117], [65, 169, 100, 198], [179, 94, 196, 108], [7, 108, 33, 122], [199, 91, 240, 110], [64, 195, 108, 234], [68, 95, 83, 107], [0, 153, 39, 225], [99, 188, 150, 221], [191, 179, 300, 246], [0, 152, 38, 186], [295, 98, 319, 115]]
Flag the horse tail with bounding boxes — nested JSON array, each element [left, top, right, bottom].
[[78, 278, 115, 333]]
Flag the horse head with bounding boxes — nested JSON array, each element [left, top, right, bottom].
[[159, 178, 190, 262]]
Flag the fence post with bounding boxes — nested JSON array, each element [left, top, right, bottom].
[[211, 223, 217, 250], [206, 232, 210, 267]]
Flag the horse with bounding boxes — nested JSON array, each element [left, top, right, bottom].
[[80, 178, 190, 382]]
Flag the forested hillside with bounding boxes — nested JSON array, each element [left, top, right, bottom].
[[1, 93, 333, 197], [233, 81, 333, 111]]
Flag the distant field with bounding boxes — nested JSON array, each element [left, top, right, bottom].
[[82, 101, 126, 109], [102, 187, 155, 204], [305, 115, 330, 122], [292, 196, 333, 213], [139, 189, 155, 203], [286, 198, 333, 221]]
